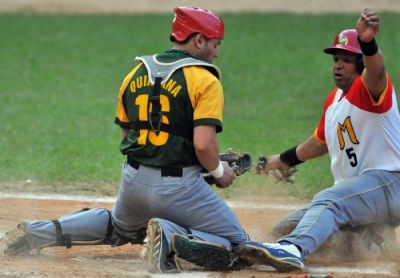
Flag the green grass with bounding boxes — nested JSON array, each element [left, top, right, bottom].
[[1, 13, 399, 197]]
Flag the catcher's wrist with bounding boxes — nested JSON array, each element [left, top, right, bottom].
[[357, 36, 378, 56], [280, 146, 304, 167], [210, 160, 224, 179]]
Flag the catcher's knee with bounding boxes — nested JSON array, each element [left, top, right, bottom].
[[109, 225, 146, 247], [171, 233, 251, 271]]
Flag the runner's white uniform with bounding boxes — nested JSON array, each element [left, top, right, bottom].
[[315, 75, 400, 183], [280, 74, 400, 255]]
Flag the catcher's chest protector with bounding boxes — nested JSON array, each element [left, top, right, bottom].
[[133, 55, 221, 139], [135, 55, 221, 83]]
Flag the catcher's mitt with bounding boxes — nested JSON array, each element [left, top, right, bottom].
[[256, 155, 297, 184], [203, 149, 252, 185]]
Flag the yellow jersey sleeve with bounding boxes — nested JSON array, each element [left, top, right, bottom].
[[115, 63, 142, 125], [183, 66, 224, 132]]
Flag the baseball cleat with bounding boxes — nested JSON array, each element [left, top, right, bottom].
[[144, 219, 177, 273], [0, 223, 31, 256], [236, 241, 304, 272]]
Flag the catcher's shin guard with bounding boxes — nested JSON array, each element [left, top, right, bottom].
[[171, 233, 251, 271], [22, 208, 115, 250]]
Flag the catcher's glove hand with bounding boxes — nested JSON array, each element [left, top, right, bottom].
[[203, 149, 252, 185], [256, 155, 297, 184]]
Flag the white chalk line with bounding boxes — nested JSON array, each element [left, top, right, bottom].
[[0, 192, 116, 203], [0, 192, 305, 210]]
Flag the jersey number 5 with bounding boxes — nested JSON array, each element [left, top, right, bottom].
[[135, 94, 170, 146], [337, 116, 359, 167], [345, 147, 358, 167]]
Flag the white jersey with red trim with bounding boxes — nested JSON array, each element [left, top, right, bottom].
[[315, 75, 400, 183]]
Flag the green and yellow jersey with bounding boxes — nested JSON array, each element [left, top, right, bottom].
[[114, 50, 224, 167]]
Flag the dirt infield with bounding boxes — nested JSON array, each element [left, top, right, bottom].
[[0, 195, 399, 277], [0, 0, 400, 14]]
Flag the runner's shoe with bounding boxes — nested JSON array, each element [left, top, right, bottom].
[[236, 241, 304, 272]]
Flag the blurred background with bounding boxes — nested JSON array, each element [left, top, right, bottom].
[[0, 0, 399, 199]]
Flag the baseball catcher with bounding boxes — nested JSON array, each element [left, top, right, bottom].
[[0, 6, 254, 274], [0, 148, 252, 261]]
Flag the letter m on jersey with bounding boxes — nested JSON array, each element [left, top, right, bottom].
[[337, 116, 360, 150]]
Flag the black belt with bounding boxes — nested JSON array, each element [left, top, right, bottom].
[[127, 157, 183, 177]]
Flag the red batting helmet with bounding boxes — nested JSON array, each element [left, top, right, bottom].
[[171, 7, 224, 42], [324, 29, 362, 55]]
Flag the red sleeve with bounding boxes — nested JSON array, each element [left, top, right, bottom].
[[315, 89, 337, 143], [346, 75, 393, 113]]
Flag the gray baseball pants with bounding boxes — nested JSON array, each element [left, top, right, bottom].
[[21, 162, 247, 250], [280, 170, 400, 255]]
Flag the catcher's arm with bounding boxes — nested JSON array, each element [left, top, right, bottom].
[[202, 149, 252, 186], [194, 126, 237, 188]]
